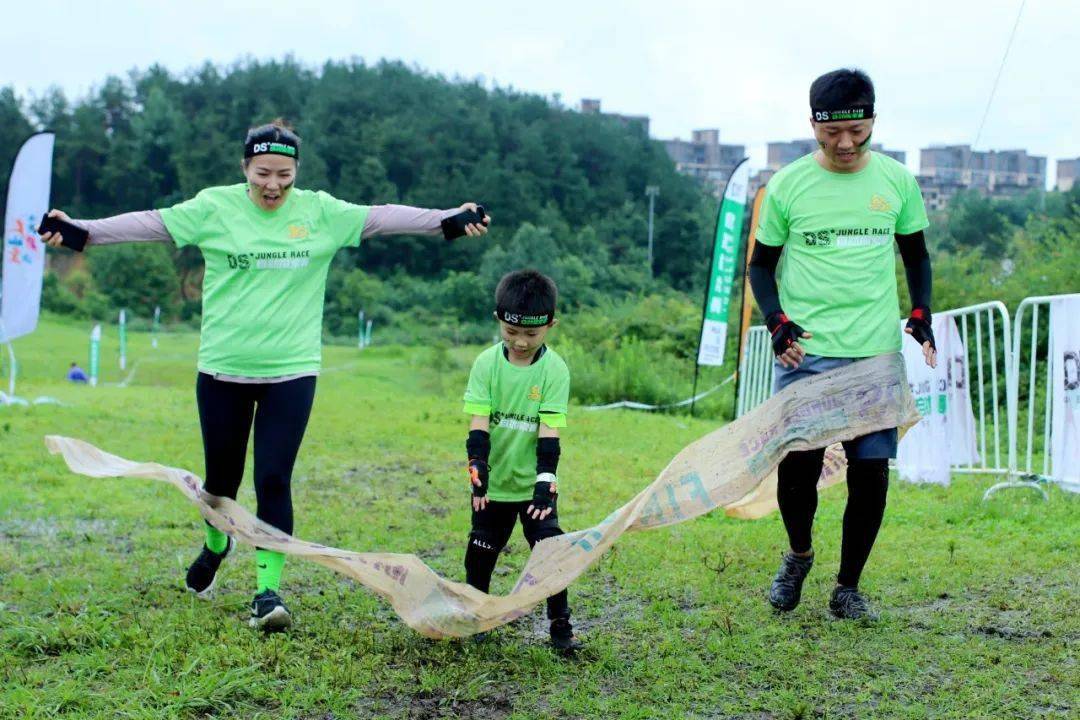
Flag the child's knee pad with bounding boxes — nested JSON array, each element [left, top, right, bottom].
[[523, 519, 563, 547], [467, 529, 504, 555]]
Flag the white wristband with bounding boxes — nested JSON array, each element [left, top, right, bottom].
[[536, 472, 557, 485]]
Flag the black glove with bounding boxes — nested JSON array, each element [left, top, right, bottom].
[[529, 474, 557, 514], [466, 429, 491, 497], [441, 206, 487, 241], [468, 459, 489, 497], [906, 306, 936, 351], [766, 311, 807, 357]]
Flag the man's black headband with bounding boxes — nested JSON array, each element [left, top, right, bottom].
[[244, 139, 300, 161], [497, 308, 554, 327], [811, 104, 874, 123]]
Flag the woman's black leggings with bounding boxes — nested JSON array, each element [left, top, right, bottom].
[[777, 449, 890, 588], [195, 373, 317, 535]]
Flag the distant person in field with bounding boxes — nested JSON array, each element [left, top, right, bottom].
[[461, 269, 581, 653], [66, 362, 89, 383], [40, 118, 490, 633], [749, 68, 936, 619]]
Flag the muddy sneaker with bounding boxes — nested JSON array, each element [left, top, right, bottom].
[[250, 590, 292, 633], [549, 618, 582, 654], [768, 551, 814, 611], [185, 538, 235, 597], [829, 585, 877, 620]]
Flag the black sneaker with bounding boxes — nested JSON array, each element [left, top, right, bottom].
[[829, 585, 877, 620], [549, 618, 582, 654], [250, 589, 292, 632], [184, 538, 235, 597], [768, 551, 814, 611]]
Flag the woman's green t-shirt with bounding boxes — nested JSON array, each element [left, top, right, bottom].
[[159, 184, 369, 376]]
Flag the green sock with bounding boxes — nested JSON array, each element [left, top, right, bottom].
[[204, 520, 229, 554], [256, 549, 286, 593]]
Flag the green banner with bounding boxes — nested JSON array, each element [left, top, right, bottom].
[[697, 160, 750, 367]]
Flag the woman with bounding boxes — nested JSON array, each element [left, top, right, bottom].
[[42, 119, 490, 632]]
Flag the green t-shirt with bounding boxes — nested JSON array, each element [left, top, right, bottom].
[[756, 152, 929, 357], [463, 344, 571, 502], [159, 184, 370, 376]]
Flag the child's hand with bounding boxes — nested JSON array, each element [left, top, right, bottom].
[[527, 475, 557, 520], [469, 460, 489, 511]]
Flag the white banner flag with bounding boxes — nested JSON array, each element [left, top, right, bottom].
[[1049, 298, 1080, 491], [897, 316, 979, 485], [1, 133, 55, 342]]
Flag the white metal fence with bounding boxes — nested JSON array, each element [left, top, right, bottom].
[[735, 325, 774, 418], [984, 293, 1080, 498], [939, 301, 1013, 476]]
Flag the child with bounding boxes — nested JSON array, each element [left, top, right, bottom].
[[462, 269, 581, 652]]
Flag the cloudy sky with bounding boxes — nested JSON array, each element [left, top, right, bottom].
[[6, 0, 1077, 184]]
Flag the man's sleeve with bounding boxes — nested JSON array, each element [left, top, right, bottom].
[[159, 191, 212, 248], [463, 353, 492, 416], [539, 360, 570, 428], [755, 184, 789, 247], [319, 192, 371, 249], [896, 172, 930, 235]]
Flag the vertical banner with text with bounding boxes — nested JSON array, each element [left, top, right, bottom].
[[696, 159, 750, 367]]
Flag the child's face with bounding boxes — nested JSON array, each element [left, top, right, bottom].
[[497, 319, 557, 361]]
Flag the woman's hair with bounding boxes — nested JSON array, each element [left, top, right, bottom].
[[243, 118, 301, 166]]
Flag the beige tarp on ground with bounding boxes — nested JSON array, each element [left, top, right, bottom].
[[45, 353, 918, 639]]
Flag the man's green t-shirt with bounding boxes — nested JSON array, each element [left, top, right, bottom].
[[159, 184, 369, 376], [756, 152, 929, 357], [463, 344, 571, 502]]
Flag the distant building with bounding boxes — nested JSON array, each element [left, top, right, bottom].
[[579, 98, 650, 137], [767, 139, 818, 169], [662, 129, 745, 197], [1056, 158, 1079, 192], [916, 176, 966, 212], [919, 144, 1046, 195]]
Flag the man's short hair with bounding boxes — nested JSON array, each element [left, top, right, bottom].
[[495, 269, 558, 320], [809, 69, 875, 111]]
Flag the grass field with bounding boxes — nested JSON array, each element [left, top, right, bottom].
[[1, 316, 1076, 719]]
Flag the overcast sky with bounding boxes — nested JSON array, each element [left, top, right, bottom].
[[6, 0, 1077, 184]]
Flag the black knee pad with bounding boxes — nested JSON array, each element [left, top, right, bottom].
[[523, 519, 563, 547], [467, 529, 504, 555]]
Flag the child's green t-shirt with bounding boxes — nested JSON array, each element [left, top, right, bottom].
[[463, 343, 570, 502]]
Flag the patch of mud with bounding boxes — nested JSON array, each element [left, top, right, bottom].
[[355, 690, 516, 719], [0, 517, 118, 542], [894, 580, 1075, 643]]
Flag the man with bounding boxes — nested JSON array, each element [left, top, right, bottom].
[[748, 68, 936, 619]]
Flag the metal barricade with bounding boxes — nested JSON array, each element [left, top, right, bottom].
[[735, 325, 773, 417], [985, 292, 1080, 499], [937, 301, 1013, 477]]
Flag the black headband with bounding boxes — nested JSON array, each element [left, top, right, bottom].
[[496, 308, 554, 327], [244, 139, 300, 161], [811, 104, 874, 123]]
